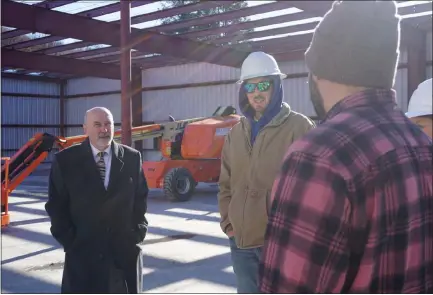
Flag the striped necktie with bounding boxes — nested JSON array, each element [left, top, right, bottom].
[[96, 152, 106, 182]]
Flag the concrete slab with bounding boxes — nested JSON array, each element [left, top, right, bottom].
[[1, 168, 236, 293]]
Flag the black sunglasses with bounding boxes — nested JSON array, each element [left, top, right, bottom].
[[243, 80, 273, 93]]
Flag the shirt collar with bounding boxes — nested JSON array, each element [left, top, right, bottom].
[[323, 88, 397, 122], [90, 142, 111, 158]]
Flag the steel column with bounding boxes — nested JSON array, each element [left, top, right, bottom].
[[132, 69, 143, 152], [60, 80, 66, 137], [407, 30, 427, 103], [120, 0, 132, 146]]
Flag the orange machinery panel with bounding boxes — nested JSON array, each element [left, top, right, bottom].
[[181, 115, 240, 159]]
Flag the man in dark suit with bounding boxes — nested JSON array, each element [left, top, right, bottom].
[[45, 107, 148, 293]]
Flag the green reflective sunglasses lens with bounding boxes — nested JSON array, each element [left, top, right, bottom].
[[257, 81, 271, 92], [244, 80, 272, 93]]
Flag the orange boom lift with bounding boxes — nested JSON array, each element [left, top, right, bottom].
[[1, 106, 240, 226]]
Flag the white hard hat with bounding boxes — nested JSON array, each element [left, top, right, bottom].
[[406, 78, 433, 118], [237, 51, 287, 84]]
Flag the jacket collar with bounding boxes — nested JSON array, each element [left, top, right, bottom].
[[241, 102, 292, 131], [324, 88, 397, 122]]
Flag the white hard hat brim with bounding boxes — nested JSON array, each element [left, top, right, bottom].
[[236, 72, 287, 84], [405, 110, 433, 118]]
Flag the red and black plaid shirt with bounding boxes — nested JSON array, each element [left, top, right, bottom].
[[259, 89, 433, 293]]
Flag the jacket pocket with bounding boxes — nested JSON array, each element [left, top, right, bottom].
[[227, 188, 244, 241], [241, 189, 270, 248]]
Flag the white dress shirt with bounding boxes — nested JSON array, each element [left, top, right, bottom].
[[90, 143, 112, 189]]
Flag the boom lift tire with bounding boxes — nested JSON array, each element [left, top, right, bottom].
[[163, 167, 196, 202]]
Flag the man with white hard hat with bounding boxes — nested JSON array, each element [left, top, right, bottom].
[[406, 78, 432, 138], [217, 51, 315, 293]]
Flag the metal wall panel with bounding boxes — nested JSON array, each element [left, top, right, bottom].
[[142, 139, 155, 150], [1, 77, 60, 163], [65, 95, 122, 124], [394, 68, 408, 112], [142, 60, 310, 88], [282, 76, 316, 117], [141, 49, 409, 89], [427, 65, 432, 79], [1, 96, 60, 124], [279, 60, 308, 75], [1, 78, 59, 96], [65, 126, 121, 138], [141, 66, 409, 122], [1, 127, 60, 149], [142, 84, 239, 121], [141, 77, 315, 122], [399, 47, 408, 64], [142, 150, 163, 161], [426, 31, 432, 61], [66, 77, 121, 95], [142, 62, 240, 87], [65, 127, 84, 137]]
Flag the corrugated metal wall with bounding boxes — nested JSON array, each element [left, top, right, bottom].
[[426, 31, 432, 63], [426, 31, 432, 80], [142, 49, 409, 121], [1, 78, 60, 162], [65, 78, 122, 137]]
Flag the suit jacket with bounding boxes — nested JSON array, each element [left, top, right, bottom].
[[45, 138, 148, 294]]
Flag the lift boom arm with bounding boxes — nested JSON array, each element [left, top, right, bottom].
[[0, 114, 216, 195]]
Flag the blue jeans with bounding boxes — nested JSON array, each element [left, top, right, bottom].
[[229, 237, 262, 293]]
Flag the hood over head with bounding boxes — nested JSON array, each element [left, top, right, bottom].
[[238, 75, 284, 143]]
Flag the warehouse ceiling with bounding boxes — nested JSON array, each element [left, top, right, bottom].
[[1, 0, 432, 80]]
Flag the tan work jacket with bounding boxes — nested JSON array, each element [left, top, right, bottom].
[[218, 103, 316, 248]]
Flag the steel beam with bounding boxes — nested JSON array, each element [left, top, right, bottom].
[[34, 1, 233, 56], [127, 1, 234, 26], [2, 0, 250, 68], [2, 49, 122, 79], [1, 0, 79, 40], [4, 1, 154, 50], [37, 41, 96, 55], [214, 22, 317, 45], [120, 0, 132, 146], [234, 34, 312, 53], [231, 16, 425, 56], [273, 50, 306, 63], [131, 68, 143, 151], [181, 0, 432, 43], [151, 1, 296, 33], [59, 80, 66, 136], [398, 2, 432, 15], [85, 51, 144, 63], [183, 12, 319, 40], [62, 46, 119, 59], [289, 0, 429, 50], [206, 1, 431, 48]]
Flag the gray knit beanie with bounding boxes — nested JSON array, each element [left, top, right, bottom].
[[305, 0, 401, 89]]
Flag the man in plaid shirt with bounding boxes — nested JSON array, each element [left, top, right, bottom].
[[259, 1, 433, 293]]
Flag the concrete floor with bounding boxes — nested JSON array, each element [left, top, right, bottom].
[[1, 167, 236, 293]]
